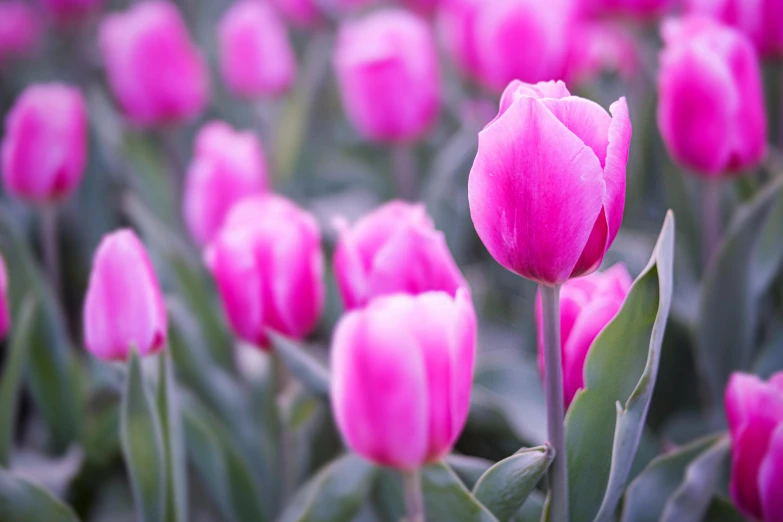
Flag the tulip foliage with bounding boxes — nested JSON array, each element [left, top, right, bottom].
[[1, 1, 783, 522]]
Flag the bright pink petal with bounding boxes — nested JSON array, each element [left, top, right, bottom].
[[760, 423, 783, 522]]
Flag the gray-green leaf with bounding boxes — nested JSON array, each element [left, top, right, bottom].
[[268, 332, 331, 398], [0, 468, 80, 522]]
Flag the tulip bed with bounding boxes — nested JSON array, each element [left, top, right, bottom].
[[0, 1, 782, 522]]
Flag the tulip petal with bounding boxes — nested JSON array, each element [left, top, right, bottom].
[[540, 96, 611, 166], [603, 97, 631, 244], [760, 423, 783, 522], [469, 96, 605, 284]]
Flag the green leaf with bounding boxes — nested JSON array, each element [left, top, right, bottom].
[[698, 176, 783, 411], [268, 332, 331, 398], [622, 434, 722, 522], [703, 497, 746, 522], [565, 211, 675, 522], [0, 468, 80, 522], [121, 349, 166, 522], [0, 297, 36, 466], [513, 491, 544, 522], [446, 455, 493, 490], [156, 351, 188, 522], [660, 437, 730, 522], [473, 445, 554, 522], [279, 453, 377, 522]]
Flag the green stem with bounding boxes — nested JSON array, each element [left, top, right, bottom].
[[402, 468, 425, 522], [701, 178, 722, 272], [391, 144, 417, 201], [40, 204, 60, 300]]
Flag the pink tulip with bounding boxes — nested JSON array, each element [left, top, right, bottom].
[[578, 0, 673, 19], [686, 0, 783, 58], [0, 2, 40, 63], [401, 0, 439, 15], [269, 0, 322, 27], [658, 17, 767, 177], [725, 372, 783, 521], [1, 83, 87, 203], [205, 195, 325, 348], [183, 122, 269, 246], [0, 253, 9, 340], [565, 21, 639, 86], [468, 80, 631, 285], [334, 9, 439, 143], [438, 0, 574, 92], [83, 229, 167, 361], [331, 289, 476, 469], [333, 201, 467, 310], [535, 264, 631, 407], [40, 0, 104, 23], [98, 1, 209, 127], [218, 1, 297, 99]]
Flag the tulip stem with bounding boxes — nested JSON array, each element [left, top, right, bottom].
[[701, 178, 722, 271], [40, 205, 61, 300], [391, 144, 418, 201], [402, 468, 425, 522], [540, 283, 569, 522]]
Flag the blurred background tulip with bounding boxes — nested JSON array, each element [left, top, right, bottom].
[[269, 0, 322, 27], [578, 0, 673, 20], [205, 195, 324, 348], [686, 0, 783, 58], [333, 200, 466, 310], [183, 121, 269, 247], [83, 229, 167, 361], [331, 289, 476, 470], [0, 1, 40, 64], [536, 264, 632, 408], [39, 0, 104, 24], [0, 253, 9, 340]]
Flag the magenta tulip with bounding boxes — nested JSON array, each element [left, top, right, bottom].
[[0, 253, 9, 340], [269, 0, 322, 27], [183, 122, 269, 246], [331, 289, 476, 469], [468, 80, 631, 285], [438, 0, 574, 92], [0, 2, 40, 63], [40, 0, 104, 23], [686, 0, 783, 58], [98, 1, 209, 127], [334, 9, 439, 143], [725, 372, 783, 521], [658, 17, 766, 177], [333, 201, 467, 310], [535, 264, 631, 407], [205, 195, 324, 348], [83, 229, 167, 361], [1, 83, 87, 203], [565, 21, 639, 86], [578, 0, 673, 19], [218, 1, 297, 99]]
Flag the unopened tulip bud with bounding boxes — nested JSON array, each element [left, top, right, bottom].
[[269, 0, 322, 27], [1, 83, 87, 203], [40, 0, 104, 23], [331, 289, 476, 469], [0, 2, 41, 63], [0, 254, 9, 340], [686, 0, 783, 58], [83, 229, 168, 361]]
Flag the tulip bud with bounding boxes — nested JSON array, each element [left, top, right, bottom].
[[269, 0, 322, 27], [83, 229, 168, 361], [468, 80, 631, 285], [331, 289, 476, 469], [40, 0, 104, 23], [438, 0, 574, 92], [535, 264, 631, 407], [564, 22, 639, 86], [334, 9, 439, 143], [725, 372, 783, 521], [205, 195, 325, 348], [218, 1, 297, 99], [686, 0, 783, 58], [1, 83, 87, 203], [183, 122, 269, 246], [333, 201, 467, 310], [0, 253, 9, 340], [578, 0, 673, 19], [658, 17, 766, 177], [0, 2, 41, 63], [98, 1, 209, 127]]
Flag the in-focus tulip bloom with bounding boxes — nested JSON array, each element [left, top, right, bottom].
[[40, 0, 104, 23], [0, 2, 40, 63], [334, 9, 439, 143], [686, 0, 783, 58], [438, 0, 574, 92], [725, 372, 783, 521], [205, 195, 325, 348], [658, 17, 767, 177], [269, 0, 321, 27], [98, 1, 209, 127], [333, 201, 467, 310], [0, 253, 9, 340], [1, 83, 87, 203], [183, 122, 269, 246], [218, 1, 297, 99], [331, 289, 476, 469], [468, 80, 631, 285], [83, 229, 168, 361], [536, 264, 631, 407]]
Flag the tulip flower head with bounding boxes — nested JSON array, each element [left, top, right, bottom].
[[0, 253, 9, 340], [725, 372, 783, 521], [218, 1, 297, 99], [565, 21, 639, 86], [98, 0, 209, 127], [536, 264, 632, 407], [1, 83, 88, 204], [658, 17, 766, 177], [333, 201, 467, 310], [686, 0, 783, 58], [183, 122, 269, 246], [334, 9, 440, 143], [331, 289, 476, 469], [269, 0, 322, 27], [205, 195, 325, 348], [0, 2, 40, 63], [468, 80, 631, 285], [40, 0, 104, 23], [578, 0, 673, 19], [83, 229, 168, 361]]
